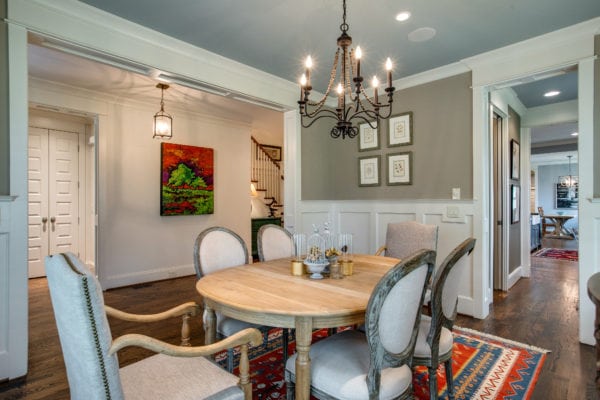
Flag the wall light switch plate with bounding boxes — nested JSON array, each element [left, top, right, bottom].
[[452, 188, 461, 200]]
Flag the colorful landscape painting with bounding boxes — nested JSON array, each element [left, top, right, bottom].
[[160, 143, 214, 216]]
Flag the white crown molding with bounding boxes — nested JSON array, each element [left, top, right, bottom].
[[8, 0, 300, 108], [463, 16, 600, 87]]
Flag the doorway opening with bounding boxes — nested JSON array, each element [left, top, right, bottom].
[[27, 107, 97, 277]]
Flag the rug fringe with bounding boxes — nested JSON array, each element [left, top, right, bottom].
[[454, 325, 551, 353]]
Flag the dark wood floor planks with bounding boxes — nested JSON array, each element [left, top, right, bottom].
[[1, 242, 596, 399]]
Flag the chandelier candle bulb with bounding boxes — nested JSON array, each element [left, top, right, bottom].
[[305, 56, 312, 87], [372, 76, 379, 103], [355, 46, 362, 77], [386, 58, 393, 88]]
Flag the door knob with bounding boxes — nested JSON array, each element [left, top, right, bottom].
[[42, 217, 48, 232], [50, 216, 56, 231]]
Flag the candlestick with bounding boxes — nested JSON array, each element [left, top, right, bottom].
[[385, 58, 393, 87], [372, 76, 379, 104]]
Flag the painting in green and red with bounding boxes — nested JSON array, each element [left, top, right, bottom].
[[160, 143, 214, 215]]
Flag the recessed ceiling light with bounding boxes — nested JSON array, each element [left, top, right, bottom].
[[544, 90, 561, 97], [396, 11, 411, 22], [408, 27, 436, 42], [571, 132, 579, 136]]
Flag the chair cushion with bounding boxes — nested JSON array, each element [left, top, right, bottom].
[[286, 330, 412, 400], [120, 353, 243, 400], [414, 315, 453, 358]]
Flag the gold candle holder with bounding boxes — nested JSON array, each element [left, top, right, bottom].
[[291, 260, 304, 276], [341, 260, 354, 276]]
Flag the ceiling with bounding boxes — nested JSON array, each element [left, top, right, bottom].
[[28, 0, 599, 146]]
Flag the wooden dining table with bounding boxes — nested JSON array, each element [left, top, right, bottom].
[[544, 214, 574, 238], [195, 254, 400, 400]]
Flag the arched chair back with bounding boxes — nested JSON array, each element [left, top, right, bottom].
[[46, 252, 124, 399], [413, 237, 476, 400], [377, 221, 439, 260], [285, 249, 435, 399], [194, 226, 249, 279], [257, 224, 293, 262]]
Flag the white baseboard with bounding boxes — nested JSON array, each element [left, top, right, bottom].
[[101, 264, 195, 290], [508, 266, 523, 289]]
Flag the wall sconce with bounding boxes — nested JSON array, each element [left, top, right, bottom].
[[153, 83, 173, 139]]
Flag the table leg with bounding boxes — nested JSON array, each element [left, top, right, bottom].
[[295, 317, 313, 400], [595, 304, 600, 393], [204, 305, 216, 345]]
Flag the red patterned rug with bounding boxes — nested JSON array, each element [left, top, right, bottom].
[[217, 326, 548, 399], [533, 247, 578, 262]]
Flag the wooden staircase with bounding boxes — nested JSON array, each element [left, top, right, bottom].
[[251, 137, 283, 218]]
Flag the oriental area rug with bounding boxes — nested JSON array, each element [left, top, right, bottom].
[[533, 247, 579, 262], [217, 326, 548, 400]]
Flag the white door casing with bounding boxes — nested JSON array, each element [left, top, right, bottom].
[[28, 127, 80, 277]]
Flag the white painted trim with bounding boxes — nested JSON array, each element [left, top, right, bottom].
[[577, 57, 596, 346], [3, 23, 29, 380], [507, 265, 523, 289], [464, 17, 599, 86], [102, 264, 195, 290], [283, 110, 300, 233], [522, 100, 578, 127], [520, 127, 532, 279], [8, 0, 299, 108]]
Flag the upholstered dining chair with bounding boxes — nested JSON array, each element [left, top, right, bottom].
[[256, 223, 292, 362], [257, 223, 293, 262], [46, 252, 262, 400], [285, 249, 435, 400], [412, 237, 476, 400], [375, 220, 439, 305], [194, 226, 272, 372], [375, 221, 439, 260]]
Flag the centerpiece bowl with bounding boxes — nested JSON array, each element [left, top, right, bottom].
[[303, 261, 329, 279]]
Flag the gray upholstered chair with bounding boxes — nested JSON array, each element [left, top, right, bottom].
[[375, 221, 439, 260], [257, 224, 293, 262], [375, 220, 439, 304], [46, 252, 262, 400], [194, 226, 272, 372], [284, 249, 436, 399], [413, 238, 476, 400]]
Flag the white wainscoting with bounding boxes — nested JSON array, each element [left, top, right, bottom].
[[0, 199, 10, 379], [295, 199, 478, 316]]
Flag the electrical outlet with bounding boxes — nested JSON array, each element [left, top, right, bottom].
[[452, 188, 461, 200], [447, 206, 460, 218]]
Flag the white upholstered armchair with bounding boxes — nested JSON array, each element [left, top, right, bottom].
[[46, 252, 262, 400], [284, 249, 435, 399]]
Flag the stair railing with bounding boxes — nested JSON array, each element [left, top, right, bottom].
[[251, 137, 283, 207]]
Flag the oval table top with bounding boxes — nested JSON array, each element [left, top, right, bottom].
[[195, 254, 400, 328]]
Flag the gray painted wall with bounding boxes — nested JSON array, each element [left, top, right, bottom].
[[0, 0, 8, 195], [538, 162, 579, 215], [508, 107, 521, 274], [301, 72, 473, 200]]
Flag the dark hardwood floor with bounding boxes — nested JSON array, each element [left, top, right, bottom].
[[0, 239, 595, 399]]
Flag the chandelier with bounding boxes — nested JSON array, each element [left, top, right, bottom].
[[298, 0, 395, 139], [153, 83, 173, 139], [559, 155, 578, 188]]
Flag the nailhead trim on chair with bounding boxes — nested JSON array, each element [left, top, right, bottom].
[[63, 254, 112, 400]]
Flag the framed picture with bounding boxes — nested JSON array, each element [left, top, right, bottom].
[[358, 156, 381, 187], [510, 139, 520, 180], [261, 144, 282, 161], [161, 143, 214, 216], [358, 121, 379, 151], [388, 112, 413, 147], [511, 184, 520, 224], [387, 152, 412, 185], [555, 182, 579, 209]]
